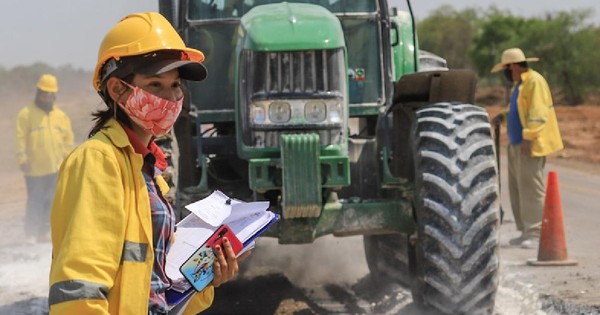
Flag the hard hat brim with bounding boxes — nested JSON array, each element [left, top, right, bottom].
[[37, 86, 58, 93], [135, 59, 208, 82]]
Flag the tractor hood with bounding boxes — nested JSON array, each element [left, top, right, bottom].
[[239, 2, 345, 51]]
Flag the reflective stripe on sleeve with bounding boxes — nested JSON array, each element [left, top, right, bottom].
[[121, 240, 148, 263], [49, 279, 109, 305], [528, 118, 546, 123]]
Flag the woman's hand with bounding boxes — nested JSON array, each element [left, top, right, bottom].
[[211, 237, 251, 287]]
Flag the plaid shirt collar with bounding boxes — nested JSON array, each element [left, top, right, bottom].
[[119, 123, 157, 175]]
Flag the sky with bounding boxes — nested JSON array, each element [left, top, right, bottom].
[[0, 0, 597, 71]]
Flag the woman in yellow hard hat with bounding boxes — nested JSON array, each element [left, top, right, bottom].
[[49, 12, 245, 315]]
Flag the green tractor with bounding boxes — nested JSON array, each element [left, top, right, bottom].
[[158, 0, 500, 313]]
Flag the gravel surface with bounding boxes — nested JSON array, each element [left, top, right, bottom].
[[1, 88, 599, 314]]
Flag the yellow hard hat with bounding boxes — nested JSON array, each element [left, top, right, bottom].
[[93, 12, 206, 91], [37, 74, 58, 93]]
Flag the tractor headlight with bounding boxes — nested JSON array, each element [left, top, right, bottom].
[[251, 99, 343, 127], [269, 101, 291, 123], [251, 103, 266, 124], [305, 101, 327, 123], [328, 102, 342, 124]]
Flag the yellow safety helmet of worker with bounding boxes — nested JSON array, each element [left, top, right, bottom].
[[93, 12, 205, 91], [37, 74, 58, 93]]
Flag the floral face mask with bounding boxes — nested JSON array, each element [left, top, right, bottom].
[[118, 81, 183, 137]]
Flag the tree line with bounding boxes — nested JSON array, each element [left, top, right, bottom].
[[417, 5, 600, 105], [2, 5, 598, 105]]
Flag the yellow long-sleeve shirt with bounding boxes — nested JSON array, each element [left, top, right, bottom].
[[49, 119, 213, 314], [14, 103, 74, 176], [500, 69, 564, 157]]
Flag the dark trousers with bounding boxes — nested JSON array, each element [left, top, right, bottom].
[[24, 173, 58, 238]]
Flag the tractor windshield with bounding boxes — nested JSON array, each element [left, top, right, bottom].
[[185, 0, 383, 117], [188, 0, 376, 19]]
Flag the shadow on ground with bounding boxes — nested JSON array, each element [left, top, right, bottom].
[[0, 297, 48, 315], [202, 273, 429, 315]]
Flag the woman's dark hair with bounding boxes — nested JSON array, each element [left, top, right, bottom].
[[89, 73, 135, 138]]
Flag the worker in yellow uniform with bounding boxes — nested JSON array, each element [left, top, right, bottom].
[[491, 48, 563, 249], [49, 12, 246, 314], [15, 74, 74, 244]]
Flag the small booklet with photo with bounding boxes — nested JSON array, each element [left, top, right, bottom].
[[179, 224, 243, 292]]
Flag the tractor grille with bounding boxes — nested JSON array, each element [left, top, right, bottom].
[[250, 49, 342, 95], [240, 48, 346, 148]]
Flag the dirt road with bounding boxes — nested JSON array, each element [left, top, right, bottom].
[[0, 158, 598, 314], [202, 157, 600, 314], [1, 82, 599, 314]]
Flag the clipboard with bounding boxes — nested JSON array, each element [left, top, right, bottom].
[[165, 190, 280, 309]]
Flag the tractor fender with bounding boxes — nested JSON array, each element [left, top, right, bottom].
[[392, 69, 477, 107]]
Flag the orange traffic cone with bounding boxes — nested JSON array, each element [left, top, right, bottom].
[[527, 171, 577, 266]]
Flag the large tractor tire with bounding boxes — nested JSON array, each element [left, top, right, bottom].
[[411, 103, 500, 314]]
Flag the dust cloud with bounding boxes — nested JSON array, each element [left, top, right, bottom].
[[243, 235, 369, 287]]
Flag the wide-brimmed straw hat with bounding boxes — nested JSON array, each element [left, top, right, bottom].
[[490, 48, 539, 73]]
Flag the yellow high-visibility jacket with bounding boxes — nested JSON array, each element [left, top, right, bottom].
[[15, 103, 74, 176], [501, 69, 564, 157], [49, 119, 213, 314]]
